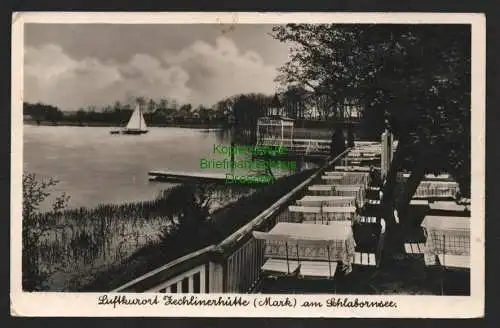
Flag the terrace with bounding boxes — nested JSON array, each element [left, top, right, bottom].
[[112, 136, 470, 295]]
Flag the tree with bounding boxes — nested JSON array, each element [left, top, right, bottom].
[[135, 96, 146, 107], [157, 98, 169, 113], [113, 101, 122, 111], [372, 25, 471, 225], [24, 102, 65, 124], [170, 99, 179, 111], [215, 97, 235, 116], [281, 85, 309, 119], [231, 93, 270, 143], [179, 104, 192, 113], [272, 24, 470, 231], [312, 93, 334, 120], [75, 109, 86, 126], [272, 24, 366, 116], [147, 99, 157, 113], [269, 93, 282, 116]]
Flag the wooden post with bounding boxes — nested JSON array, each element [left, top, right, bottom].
[[208, 261, 224, 293], [199, 265, 206, 293], [383, 130, 388, 179], [281, 120, 284, 146], [381, 128, 392, 180], [230, 124, 235, 175], [327, 246, 332, 278], [285, 242, 290, 274], [388, 132, 394, 164]]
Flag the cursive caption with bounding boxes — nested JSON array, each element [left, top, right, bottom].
[[97, 295, 397, 309]]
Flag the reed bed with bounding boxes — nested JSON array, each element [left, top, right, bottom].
[[26, 184, 253, 291]]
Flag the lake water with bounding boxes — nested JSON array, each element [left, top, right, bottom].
[[23, 126, 307, 211]]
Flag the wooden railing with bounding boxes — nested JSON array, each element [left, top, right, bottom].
[[258, 138, 332, 154], [112, 245, 216, 293], [112, 149, 351, 293]]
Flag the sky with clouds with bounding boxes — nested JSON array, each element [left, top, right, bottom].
[[24, 24, 291, 111]]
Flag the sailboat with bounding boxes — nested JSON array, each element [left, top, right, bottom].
[[110, 104, 149, 135]]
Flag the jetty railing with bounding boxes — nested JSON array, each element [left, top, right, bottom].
[[113, 148, 351, 293]]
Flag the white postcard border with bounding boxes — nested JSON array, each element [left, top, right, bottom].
[[10, 12, 485, 318]]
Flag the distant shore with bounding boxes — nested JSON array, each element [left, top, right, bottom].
[[23, 120, 225, 129]]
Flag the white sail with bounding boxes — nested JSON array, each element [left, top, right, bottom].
[[125, 105, 148, 131]]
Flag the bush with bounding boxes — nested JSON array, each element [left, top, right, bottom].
[[22, 172, 70, 291]]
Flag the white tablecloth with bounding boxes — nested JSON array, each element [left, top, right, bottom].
[[414, 181, 460, 198], [421, 216, 470, 264], [297, 195, 357, 207], [264, 222, 356, 273]]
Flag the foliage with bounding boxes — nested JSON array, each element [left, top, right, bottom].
[[280, 85, 310, 119], [272, 25, 369, 120], [272, 23, 471, 205], [24, 103, 63, 124], [22, 173, 70, 290], [231, 94, 268, 129]]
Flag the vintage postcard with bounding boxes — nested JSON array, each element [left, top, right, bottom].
[[11, 12, 485, 317]]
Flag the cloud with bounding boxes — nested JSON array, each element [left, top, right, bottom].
[[24, 36, 279, 110]]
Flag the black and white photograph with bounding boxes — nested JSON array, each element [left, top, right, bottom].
[[11, 12, 485, 317]]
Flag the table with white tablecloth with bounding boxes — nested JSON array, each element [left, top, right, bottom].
[[413, 181, 460, 199], [263, 222, 356, 273], [421, 215, 470, 265], [309, 184, 365, 207], [288, 205, 357, 223], [323, 171, 371, 188], [429, 201, 469, 212], [296, 195, 357, 207]]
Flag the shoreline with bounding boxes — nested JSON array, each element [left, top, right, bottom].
[[23, 120, 226, 129]]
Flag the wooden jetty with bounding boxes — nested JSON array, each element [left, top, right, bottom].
[[149, 170, 229, 183]]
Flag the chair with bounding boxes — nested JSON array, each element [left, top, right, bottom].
[[253, 231, 300, 276], [252, 231, 339, 292], [294, 240, 339, 294], [404, 242, 426, 255], [404, 216, 427, 255], [353, 218, 386, 268], [436, 234, 470, 295], [359, 216, 377, 224]]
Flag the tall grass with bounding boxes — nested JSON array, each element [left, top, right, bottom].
[[24, 181, 252, 291]]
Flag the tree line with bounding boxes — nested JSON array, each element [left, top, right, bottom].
[[23, 100, 225, 126], [23, 87, 362, 128]]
